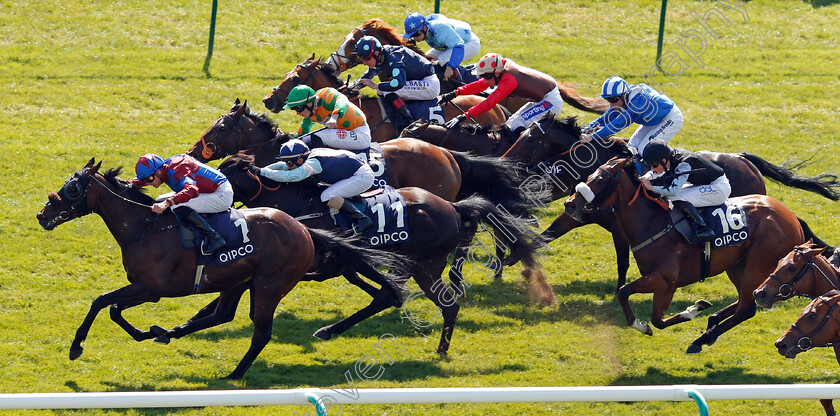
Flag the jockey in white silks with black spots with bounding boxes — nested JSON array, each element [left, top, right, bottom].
[[254, 139, 374, 235], [401, 12, 481, 80], [639, 139, 732, 242], [581, 76, 684, 162]]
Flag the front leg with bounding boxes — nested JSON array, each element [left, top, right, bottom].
[[109, 297, 163, 342], [71, 284, 153, 360], [155, 284, 248, 344]]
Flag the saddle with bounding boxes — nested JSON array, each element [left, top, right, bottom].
[[669, 201, 750, 281], [332, 186, 410, 247], [178, 209, 256, 267]]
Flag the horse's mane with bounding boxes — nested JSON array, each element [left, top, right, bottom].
[[307, 58, 346, 87], [550, 116, 582, 137], [360, 18, 429, 58], [102, 167, 156, 205], [239, 106, 280, 132]]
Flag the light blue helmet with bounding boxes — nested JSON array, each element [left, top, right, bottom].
[[601, 76, 630, 98], [402, 13, 428, 38], [278, 139, 310, 161], [354, 36, 382, 61], [134, 153, 165, 182]]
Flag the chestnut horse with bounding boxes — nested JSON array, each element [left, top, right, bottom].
[[503, 114, 840, 292], [753, 241, 840, 309], [217, 153, 542, 354], [262, 56, 507, 142], [325, 18, 608, 114], [565, 157, 812, 354], [775, 290, 840, 416], [36, 158, 407, 379]]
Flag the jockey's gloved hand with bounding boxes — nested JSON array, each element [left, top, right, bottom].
[[579, 133, 594, 143], [246, 164, 261, 176], [437, 91, 458, 106], [445, 114, 466, 129]]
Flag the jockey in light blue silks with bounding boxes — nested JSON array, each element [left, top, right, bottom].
[[402, 12, 481, 80], [581, 76, 684, 157]]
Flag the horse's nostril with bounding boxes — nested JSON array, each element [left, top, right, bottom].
[[754, 290, 765, 299]]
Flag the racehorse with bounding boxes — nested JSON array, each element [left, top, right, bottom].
[[503, 114, 840, 292], [400, 119, 517, 157], [774, 290, 840, 416], [565, 157, 814, 354], [36, 158, 408, 379], [324, 18, 608, 115], [217, 152, 543, 354], [753, 241, 840, 309], [262, 55, 508, 142]]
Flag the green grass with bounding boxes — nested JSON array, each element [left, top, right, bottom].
[[2, 0, 840, 414]]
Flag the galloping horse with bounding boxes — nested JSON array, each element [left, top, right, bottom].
[[775, 290, 840, 416], [753, 241, 840, 309], [36, 158, 407, 379], [565, 157, 813, 354], [503, 114, 840, 291], [400, 119, 517, 157], [325, 18, 608, 115], [218, 153, 542, 354], [262, 55, 507, 142]]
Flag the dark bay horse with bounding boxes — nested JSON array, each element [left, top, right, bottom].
[[324, 18, 608, 115], [753, 241, 840, 309], [503, 114, 840, 291], [36, 158, 407, 379], [262, 55, 507, 142], [775, 290, 840, 416], [218, 153, 542, 354], [400, 119, 517, 157], [565, 157, 812, 354]]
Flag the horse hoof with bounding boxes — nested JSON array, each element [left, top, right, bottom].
[[695, 299, 713, 311], [69, 347, 83, 360], [686, 344, 702, 354], [313, 327, 332, 341], [150, 325, 168, 337], [153, 334, 170, 345]]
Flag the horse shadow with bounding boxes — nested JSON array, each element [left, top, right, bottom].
[[803, 0, 838, 7], [612, 365, 835, 386]]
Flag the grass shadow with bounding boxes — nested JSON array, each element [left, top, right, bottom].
[[803, 0, 839, 7], [612, 365, 836, 385]]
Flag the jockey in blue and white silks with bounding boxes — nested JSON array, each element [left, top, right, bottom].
[[402, 13, 481, 80], [581, 76, 684, 156]]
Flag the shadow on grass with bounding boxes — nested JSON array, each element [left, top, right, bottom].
[[612, 365, 837, 385], [804, 0, 839, 7]]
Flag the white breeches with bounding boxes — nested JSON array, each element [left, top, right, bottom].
[[669, 175, 731, 207], [320, 164, 376, 202], [628, 105, 684, 156], [162, 180, 234, 213], [504, 87, 564, 132]]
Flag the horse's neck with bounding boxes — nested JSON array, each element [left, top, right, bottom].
[[611, 175, 671, 247], [93, 183, 163, 246], [247, 181, 324, 217], [813, 259, 840, 294]]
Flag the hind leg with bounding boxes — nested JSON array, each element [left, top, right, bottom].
[[313, 288, 400, 340], [155, 283, 249, 344], [412, 258, 461, 355], [617, 271, 676, 335]]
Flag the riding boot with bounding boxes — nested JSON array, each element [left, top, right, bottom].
[[384, 92, 414, 125], [174, 206, 227, 255], [340, 200, 373, 235], [673, 200, 715, 242]]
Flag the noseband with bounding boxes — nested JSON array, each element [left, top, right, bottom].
[[579, 166, 621, 213], [769, 249, 839, 299], [271, 63, 317, 100], [788, 296, 840, 351], [198, 112, 246, 160]]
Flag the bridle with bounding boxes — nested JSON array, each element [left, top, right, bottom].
[[270, 63, 318, 100], [769, 249, 840, 299], [42, 172, 150, 229], [197, 111, 269, 160], [329, 26, 367, 72], [787, 294, 840, 351], [577, 166, 622, 214], [244, 168, 281, 202]]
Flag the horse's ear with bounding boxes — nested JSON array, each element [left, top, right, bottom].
[[309, 52, 315, 60], [87, 161, 102, 177], [84, 157, 96, 168], [231, 99, 241, 111], [234, 100, 247, 118]]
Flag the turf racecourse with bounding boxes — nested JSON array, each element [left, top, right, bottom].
[[2, 0, 839, 414]]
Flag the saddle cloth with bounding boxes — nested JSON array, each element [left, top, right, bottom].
[[333, 185, 409, 247], [179, 208, 257, 266], [669, 200, 750, 248], [382, 98, 445, 132]]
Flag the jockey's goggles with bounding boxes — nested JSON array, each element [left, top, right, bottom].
[[605, 96, 622, 103], [142, 174, 156, 183], [648, 161, 660, 168], [480, 73, 495, 80], [289, 105, 307, 113]]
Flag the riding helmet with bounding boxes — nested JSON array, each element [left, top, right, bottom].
[[134, 154, 165, 181], [473, 53, 505, 76], [402, 13, 428, 38], [641, 139, 673, 164], [354, 36, 382, 61], [278, 139, 311, 161], [283, 85, 317, 110], [601, 76, 630, 98]]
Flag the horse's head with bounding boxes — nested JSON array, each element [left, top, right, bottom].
[[563, 157, 629, 221], [189, 99, 280, 162], [502, 115, 581, 166], [775, 290, 840, 359], [326, 19, 426, 74], [754, 240, 831, 308], [264, 55, 344, 113], [37, 158, 102, 230]]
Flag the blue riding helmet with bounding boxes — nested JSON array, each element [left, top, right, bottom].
[[278, 139, 311, 161], [601, 76, 630, 98], [402, 13, 428, 38], [134, 153, 165, 181], [354, 36, 382, 61]]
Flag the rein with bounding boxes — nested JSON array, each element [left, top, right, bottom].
[[245, 169, 282, 201], [789, 296, 840, 351], [770, 249, 840, 299]]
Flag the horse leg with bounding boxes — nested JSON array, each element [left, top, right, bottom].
[[109, 300, 163, 342], [70, 284, 155, 360], [342, 269, 380, 299], [412, 258, 462, 355], [313, 288, 398, 340], [156, 284, 249, 344], [705, 301, 738, 331], [687, 298, 756, 354], [448, 247, 467, 295], [611, 231, 631, 293], [822, 346, 840, 416], [616, 271, 671, 336]]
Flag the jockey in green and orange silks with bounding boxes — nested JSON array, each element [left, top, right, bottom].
[[284, 85, 371, 154]]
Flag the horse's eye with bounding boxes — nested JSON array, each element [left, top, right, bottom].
[[787, 264, 798, 272], [809, 312, 819, 320], [219, 123, 227, 132]]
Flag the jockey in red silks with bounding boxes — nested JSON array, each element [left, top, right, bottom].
[[437, 52, 565, 137], [130, 153, 233, 254]]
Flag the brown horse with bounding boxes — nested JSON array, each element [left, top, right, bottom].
[[400, 119, 517, 157], [503, 114, 840, 292], [753, 241, 840, 309], [565, 157, 811, 354], [262, 55, 507, 142], [775, 290, 840, 416], [217, 153, 542, 354], [36, 158, 407, 379], [325, 18, 608, 115]]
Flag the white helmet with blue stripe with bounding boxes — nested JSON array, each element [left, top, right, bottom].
[[601, 76, 630, 98]]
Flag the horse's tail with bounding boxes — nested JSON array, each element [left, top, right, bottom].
[[450, 151, 545, 216], [451, 195, 543, 270], [798, 216, 836, 257], [740, 152, 840, 201], [307, 228, 409, 307], [556, 82, 609, 114]]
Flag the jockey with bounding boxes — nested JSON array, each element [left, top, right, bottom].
[[437, 53, 564, 137], [401, 12, 481, 80], [255, 139, 374, 235], [581, 76, 684, 157], [639, 139, 732, 242], [130, 153, 233, 255], [354, 35, 441, 125], [283, 85, 371, 156]]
